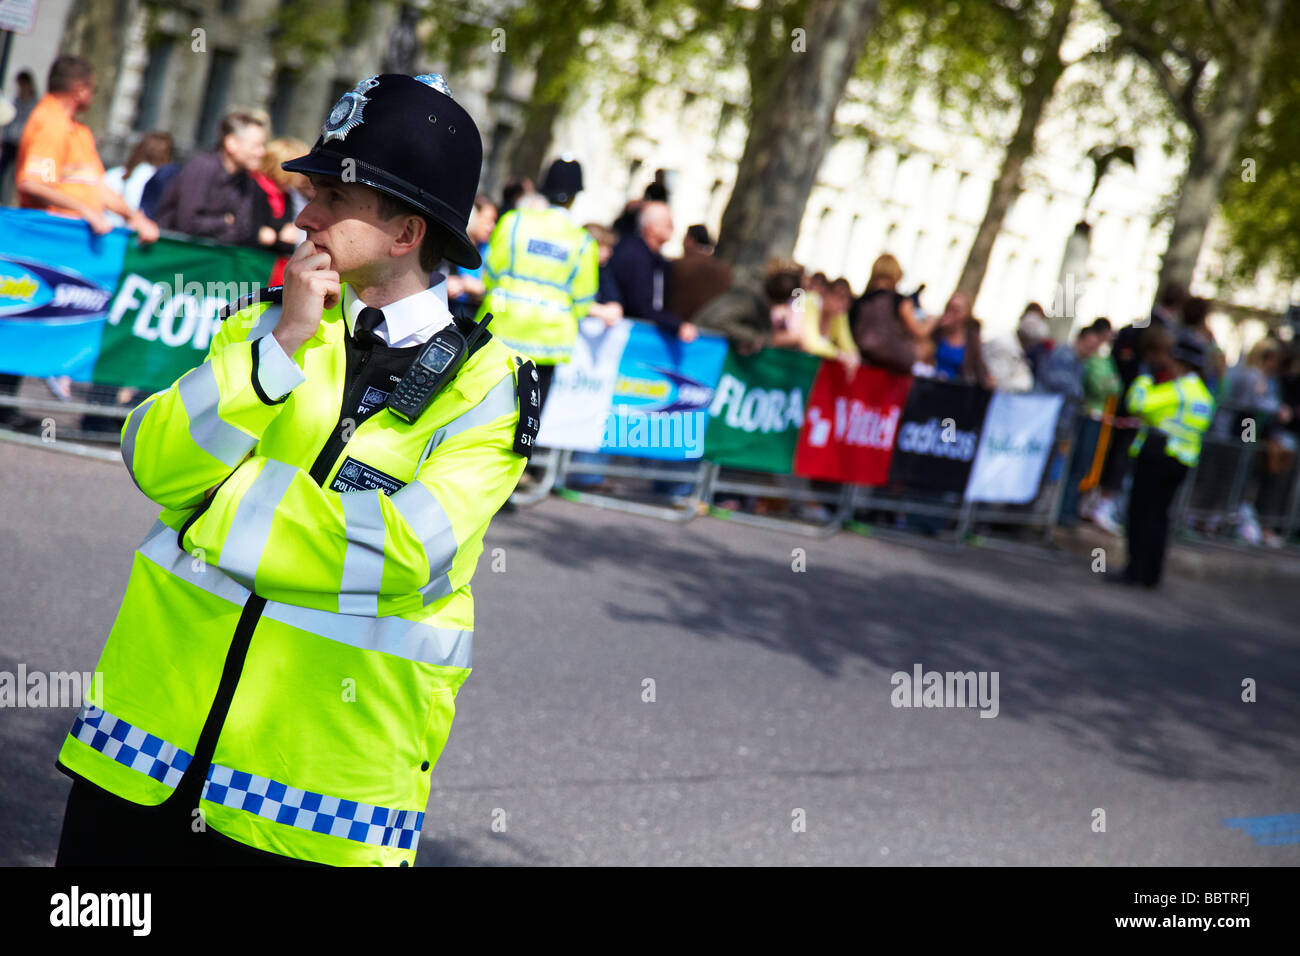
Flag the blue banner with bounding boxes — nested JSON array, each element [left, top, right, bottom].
[[0, 210, 130, 380], [598, 322, 729, 460]]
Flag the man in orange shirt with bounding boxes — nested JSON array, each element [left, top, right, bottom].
[[16, 55, 158, 241]]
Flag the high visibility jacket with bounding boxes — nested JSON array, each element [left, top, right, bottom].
[[57, 286, 534, 866], [477, 205, 598, 364], [1127, 371, 1215, 467]]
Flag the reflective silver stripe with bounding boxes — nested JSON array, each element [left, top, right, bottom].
[[262, 600, 473, 668], [390, 480, 456, 602], [178, 360, 256, 466], [249, 304, 282, 341], [135, 519, 252, 606], [220, 460, 297, 588], [133, 519, 470, 666], [338, 491, 386, 616], [428, 373, 518, 451], [120, 395, 157, 487]]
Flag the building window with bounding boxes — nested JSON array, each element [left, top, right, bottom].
[[196, 50, 238, 149], [269, 67, 299, 137], [133, 37, 173, 132]]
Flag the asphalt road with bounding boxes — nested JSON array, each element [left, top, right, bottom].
[[2, 441, 1298, 866]]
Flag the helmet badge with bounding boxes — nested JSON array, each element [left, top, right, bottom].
[[322, 76, 381, 144], [414, 73, 454, 98]]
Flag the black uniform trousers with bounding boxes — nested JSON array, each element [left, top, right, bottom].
[[56, 775, 322, 866], [1124, 442, 1189, 587]]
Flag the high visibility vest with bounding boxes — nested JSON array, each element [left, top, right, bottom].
[[57, 286, 533, 866], [477, 205, 599, 364], [1127, 372, 1215, 467]]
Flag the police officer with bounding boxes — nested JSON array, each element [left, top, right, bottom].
[[1114, 325, 1215, 588], [478, 156, 599, 411], [53, 74, 541, 866]]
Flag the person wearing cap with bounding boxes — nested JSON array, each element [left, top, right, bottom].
[[1111, 325, 1215, 587], [477, 156, 599, 412], [53, 74, 540, 867], [983, 303, 1052, 393]]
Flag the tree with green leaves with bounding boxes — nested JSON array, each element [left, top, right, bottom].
[[858, 0, 1082, 306], [713, 0, 883, 275], [1216, 1, 1300, 289], [1096, 0, 1286, 294]]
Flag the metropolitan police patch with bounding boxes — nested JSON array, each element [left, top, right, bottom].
[[322, 77, 380, 143]]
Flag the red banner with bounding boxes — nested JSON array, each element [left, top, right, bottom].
[[793, 363, 913, 485]]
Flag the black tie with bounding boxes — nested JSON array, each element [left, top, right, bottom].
[[354, 306, 386, 349]]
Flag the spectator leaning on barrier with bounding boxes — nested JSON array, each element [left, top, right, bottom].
[[1, 70, 38, 198], [804, 276, 860, 376], [445, 194, 497, 320], [1180, 296, 1226, 393], [16, 55, 159, 242], [1111, 326, 1215, 587], [156, 110, 276, 248], [692, 258, 805, 356], [104, 132, 174, 227], [669, 223, 733, 322], [1039, 320, 1109, 528], [477, 156, 598, 412], [610, 200, 699, 344], [582, 222, 624, 326], [1214, 336, 1293, 545], [851, 253, 928, 375], [930, 292, 993, 389], [985, 304, 1050, 393]]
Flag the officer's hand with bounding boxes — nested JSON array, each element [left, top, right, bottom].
[[276, 240, 339, 355], [678, 321, 699, 344]]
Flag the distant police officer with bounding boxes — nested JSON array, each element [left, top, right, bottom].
[[1116, 326, 1215, 588], [478, 156, 599, 410], [54, 74, 541, 867]]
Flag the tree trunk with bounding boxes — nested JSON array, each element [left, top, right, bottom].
[[715, 0, 881, 277], [955, 0, 1074, 307], [506, 38, 571, 184], [1156, 0, 1283, 292]]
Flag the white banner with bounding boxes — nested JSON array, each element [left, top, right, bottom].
[[964, 391, 1063, 504], [535, 317, 631, 450]]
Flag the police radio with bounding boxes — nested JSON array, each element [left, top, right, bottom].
[[388, 312, 493, 423]]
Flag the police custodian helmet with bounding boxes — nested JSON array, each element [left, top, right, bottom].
[[282, 73, 484, 268]]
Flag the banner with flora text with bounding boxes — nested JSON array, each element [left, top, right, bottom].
[[0, 209, 276, 392], [703, 346, 821, 473]]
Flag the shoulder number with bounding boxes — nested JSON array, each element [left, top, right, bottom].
[[514, 358, 542, 458]]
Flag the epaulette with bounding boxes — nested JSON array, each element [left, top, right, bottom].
[[218, 285, 285, 322]]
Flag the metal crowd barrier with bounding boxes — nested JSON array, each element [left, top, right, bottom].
[[7, 377, 1299, 555]]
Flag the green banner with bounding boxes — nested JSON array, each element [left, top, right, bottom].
[[92, 237, 276, 392], [704, 347, 822, 472]]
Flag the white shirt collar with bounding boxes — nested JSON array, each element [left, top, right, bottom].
[[342, 273, 453, 348]]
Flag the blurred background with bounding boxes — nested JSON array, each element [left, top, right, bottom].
[[2, 0, 1297, 351]]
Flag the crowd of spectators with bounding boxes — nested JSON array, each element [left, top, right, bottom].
[[3, 58, 1299, 545]]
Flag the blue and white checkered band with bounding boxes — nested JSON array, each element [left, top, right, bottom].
[[323, 91, 368, 143], [414, 73, 453, 98], [202, 764, 426, 850], [69, 702, 194, 788]]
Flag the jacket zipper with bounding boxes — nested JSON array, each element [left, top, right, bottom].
[[169, 337, 367, 813]]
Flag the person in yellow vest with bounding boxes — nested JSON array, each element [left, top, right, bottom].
[[1113, 326, 1215, 588], [478, 156, 599, 411], [53, 74, 540, 866]]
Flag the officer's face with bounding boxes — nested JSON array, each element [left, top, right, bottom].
[[297, 175, 418, 280]]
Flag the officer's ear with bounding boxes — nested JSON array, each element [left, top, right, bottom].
[[389, 213, 427, 260]]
